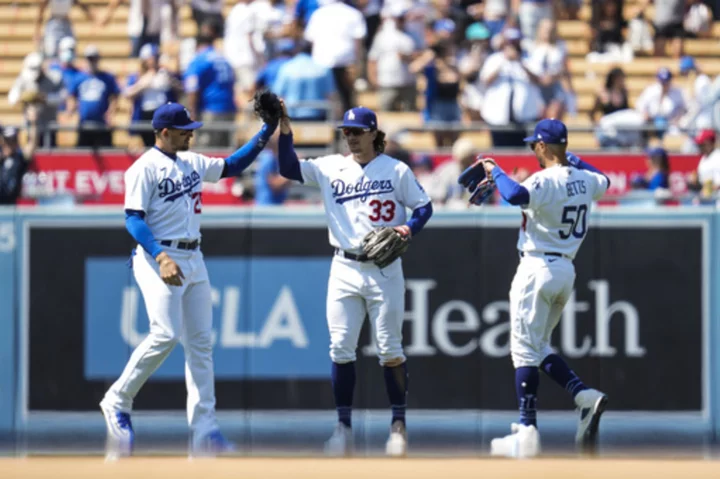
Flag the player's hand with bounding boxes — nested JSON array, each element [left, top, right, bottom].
[[279, 99, 292, 135], [393, 225, 412, 238], [481, 158, 497, 179], [156, 252, 185, 286]]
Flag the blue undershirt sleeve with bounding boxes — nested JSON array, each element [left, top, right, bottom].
[[406, 202, 433, 236], [277, 132, 303, 182], [492, 166, 530, 206], [221, 122, 278, 178], [125, 209, 163, 258]]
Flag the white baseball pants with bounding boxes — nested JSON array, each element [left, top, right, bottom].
[[100, 245, 218, 437], [509, 253, 576, 368], [326, 255, 406, 365]]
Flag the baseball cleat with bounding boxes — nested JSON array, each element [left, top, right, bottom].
[[574, 389, 608, 453], [324, 422, 353, 457], [100, 406, 134, 460], [385, 420, 407, 457], [490, 423, 541, 459], [190, 430, 236, 457]]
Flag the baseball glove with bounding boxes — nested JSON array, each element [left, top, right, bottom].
[[458, 157, 496, 205], [362, 226, 410, 269], [252, 89, 283, 125]]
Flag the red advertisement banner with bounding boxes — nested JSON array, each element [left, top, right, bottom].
[[18, 151, 701, 205]]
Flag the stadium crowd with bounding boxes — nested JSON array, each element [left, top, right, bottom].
[[3, 0, 720, 207]]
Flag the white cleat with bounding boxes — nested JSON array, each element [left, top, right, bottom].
[[490, 423, 541, 459], [574, 388, 608, 453], [385, 420, 407, 457], [100, 405, 134, 461], [324, 422, 353, 457]]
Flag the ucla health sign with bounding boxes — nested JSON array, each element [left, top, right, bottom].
[[84, 257, 332, 379]]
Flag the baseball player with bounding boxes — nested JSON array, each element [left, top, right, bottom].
[[276, 104, 433, 456], [458, 119, 610, 458], [99, 96, 281, 459]]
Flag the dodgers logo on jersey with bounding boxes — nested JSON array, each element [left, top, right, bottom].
[[331, 177, 394, 204], [158, 170, 202, 202]]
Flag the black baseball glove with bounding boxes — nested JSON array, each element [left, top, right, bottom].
[[252, 89, 283, 125], [362, 227, 410, 269]]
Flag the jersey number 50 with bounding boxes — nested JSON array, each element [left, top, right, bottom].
[[368, 199, 396, 222], [559, 204, 587, 239]]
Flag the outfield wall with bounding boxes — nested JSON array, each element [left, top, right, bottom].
[[0, 206, 716, 448]]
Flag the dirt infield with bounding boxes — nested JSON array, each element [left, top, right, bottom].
[[1, 457, 719, 479]]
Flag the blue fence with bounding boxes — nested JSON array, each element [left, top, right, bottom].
[[0, 206, 718, 452]]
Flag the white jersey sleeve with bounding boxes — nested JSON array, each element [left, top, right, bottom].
[[124, 161, 154, 212], [397, 163, 431, 210], [299, 158, 324, 187], [589, 171, 610, 201], [196, 153, 227, 183], [521, 173, 553, 210]]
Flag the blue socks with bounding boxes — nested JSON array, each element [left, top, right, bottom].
[[331, 362, 356, 428], [383, 362, 408, 425], [516, 366, 539, 427], [540, 354, 588, 398]]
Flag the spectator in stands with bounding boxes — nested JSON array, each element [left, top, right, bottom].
[[512, 0, 553, 43], [434, 0, 479, 45], [634, 0, 686, 57], [591, 67, 630, 125], [589, 0, 627, 54], [294, 0, 321, 29], [684, 0, 713, 38], [591, 67, 638, 147], [631, 147, 670, 190], [423, 137, 478, 207], [411, 32, 462, 148], [354, 0, 384, 90], [272, 41, 336, 121], [185, 20, 236, 148], [459, 22, 492, 122], [250, 0, 293, 61], [0, 126, 34, 206], [225, 0, 264, 100], [67, 46, 120, 149], [34, 0, 97, 60], [51, 37, 85, 99], [8, 52, 64, 149], [678, 56, 713, 132], [690, 129, 720, 196], [253, 137, 291, 205], [636, 67, 687, 140], [526, 18, 574, 120], [304, 0, 367, 115], [100, 0, 178, 58], [481, 0, 511, 38], [367, 4, 418, 112], [255, 39, 296, 93], [125, 44, 183, 147], [191, 0, 225, 35], [478, 27, 544, 147]]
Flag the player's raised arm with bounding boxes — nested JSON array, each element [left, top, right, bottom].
[[566, 151, 611, 189], [276, 99, 321, 185], [488, 162, 531, 206], [218, 91, 281, 178]]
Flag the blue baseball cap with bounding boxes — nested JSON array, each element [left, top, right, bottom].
[[679, 56, 696, 74], [523, 118, 568, 144], [151, 102, 203, 130], [466, 22, 491, 41], [657, 67, 672, 83], [338, 107, 378, 130]]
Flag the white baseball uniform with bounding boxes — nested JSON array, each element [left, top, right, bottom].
[[298, 152, 430, 364], [100, 146, 226, 437], [510, 165, 609, 368]]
